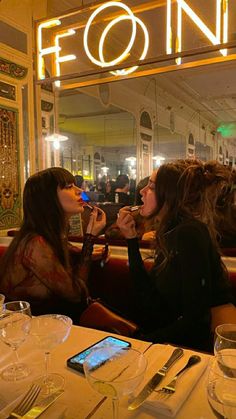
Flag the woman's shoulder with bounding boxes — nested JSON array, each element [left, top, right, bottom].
[[19, 235, 50, 254]]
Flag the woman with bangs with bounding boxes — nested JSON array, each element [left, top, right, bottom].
[[0, 167, 106, 322], [117, 160, 232, 351]]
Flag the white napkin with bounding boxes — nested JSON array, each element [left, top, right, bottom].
[[142, 345, 209, 417]]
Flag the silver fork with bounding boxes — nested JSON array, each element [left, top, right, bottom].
[[6, 384, 41, 418], [156, 355, 201, 397]]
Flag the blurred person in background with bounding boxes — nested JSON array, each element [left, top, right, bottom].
[[75, 174, 85, 190], [114, 174, 130, 205], [105, 180, 116, 202]]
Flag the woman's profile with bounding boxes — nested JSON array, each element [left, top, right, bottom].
[[0, 167, 106, 322]]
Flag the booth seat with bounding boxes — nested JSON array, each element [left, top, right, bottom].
[[0, 246, 7, 257], [0, 244, 235, 313], [221, 248, 236, 257]]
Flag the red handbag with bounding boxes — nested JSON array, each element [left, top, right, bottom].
[[79, 300, 138, 337]]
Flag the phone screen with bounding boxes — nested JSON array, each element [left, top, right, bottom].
[[67, 336, 131, 373]]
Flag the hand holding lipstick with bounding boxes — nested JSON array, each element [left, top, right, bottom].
[[116, 206, 138, 239], [86, 205, 106, 236]]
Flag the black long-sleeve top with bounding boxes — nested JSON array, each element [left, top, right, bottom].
[[128, 218, 232, 351]]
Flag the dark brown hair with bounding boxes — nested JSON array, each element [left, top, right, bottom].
[[153, 160, 219, 261], [0, 167, 75, 279]]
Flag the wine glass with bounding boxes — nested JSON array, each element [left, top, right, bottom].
[[0, 294, 5, 312], [214, 324, 236, 357], [83, 346, 147, 419], [30, 314, 72, 395], [207, 353, 236, 418], [0, 301, 31, 381]]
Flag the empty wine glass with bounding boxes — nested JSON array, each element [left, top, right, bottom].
[[0, 301, 31, 381], [0, 294, 5, 312], [214, 324, 236, 361], [31, 314, 72, 395], [207, 352, 236, 418], [83, 346, 147, 419]]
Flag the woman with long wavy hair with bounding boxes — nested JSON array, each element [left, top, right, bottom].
[[117, 160, 233, 351]]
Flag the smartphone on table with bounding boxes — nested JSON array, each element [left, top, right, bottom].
[[67, 336, 131, 374]]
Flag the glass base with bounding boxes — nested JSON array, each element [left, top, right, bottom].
[[1, 362, 30, 381], [34, 373, 65, 396]]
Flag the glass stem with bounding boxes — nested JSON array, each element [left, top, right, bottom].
[[112, 398, 119, 419], [44, 351, 50, 382], [12, 347, 19, 366]]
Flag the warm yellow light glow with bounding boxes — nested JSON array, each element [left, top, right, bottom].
[[166, 0, 172, 55], [176, 0, 229, 63], [45, 133, 68, 142], [37, 20, 61, 80], [84, 1, 137, 68], [84, 1, 148, 76], [55, 29, 76, 87], [176, 1, 182, 65], [98, 14, 136, 68], [222, 0, 228, 56], [99, 15, 149, 76], [216, 0, 221, 42]]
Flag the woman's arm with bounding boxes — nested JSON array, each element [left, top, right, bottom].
[[128, 222, 217, 349]]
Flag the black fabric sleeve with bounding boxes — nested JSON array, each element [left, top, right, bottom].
[[127, 238, 164, 322], [128, 224, 214, 350]]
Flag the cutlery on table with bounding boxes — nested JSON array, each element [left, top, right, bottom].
[[6, 384, 41, 419], [156, 355, 201, 397], [128, 347, 183, 410], [20, 389, 64, 419]]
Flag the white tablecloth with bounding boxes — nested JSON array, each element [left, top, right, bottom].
[[0, 325, 214, 418]]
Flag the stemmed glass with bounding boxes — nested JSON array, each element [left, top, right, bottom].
[[207, 353, 236, 418], [0, 301, 32, 381], [30, 314, 72, 395], [83, 346, 147, 419], [0, 294, 5, 312], [214, 324, 236, 357]]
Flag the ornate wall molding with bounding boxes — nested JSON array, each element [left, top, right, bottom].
[[41, 100, 53, 112], [0, 56, 27, 79], [0, 105, 21, 229], [0, 81, 16, 100]]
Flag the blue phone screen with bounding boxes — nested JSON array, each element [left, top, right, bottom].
[[69, 337, 130, 367]]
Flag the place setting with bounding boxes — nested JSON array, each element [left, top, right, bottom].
[[0, 301, 72, 419]]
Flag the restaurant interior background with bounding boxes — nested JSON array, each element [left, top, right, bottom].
[[0, 0, 236, 233]]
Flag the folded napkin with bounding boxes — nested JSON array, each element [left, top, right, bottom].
[[142, 345, 209, 417]]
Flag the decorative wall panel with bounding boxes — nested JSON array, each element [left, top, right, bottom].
[[0, 81, 16, 101], [0, 106, 21, 229]]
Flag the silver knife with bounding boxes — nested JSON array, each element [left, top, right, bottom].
[[20, 389, 64, 419], [128, 347, 183, 410]]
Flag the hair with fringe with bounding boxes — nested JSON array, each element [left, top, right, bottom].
[[0, 167, 75, 280]]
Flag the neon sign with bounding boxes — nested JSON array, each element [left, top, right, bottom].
[[36, 0, 233, 87]]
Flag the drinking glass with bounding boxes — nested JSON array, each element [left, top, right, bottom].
[[0, 301, 31, 381], [207, 353, 236, 418], [214, 324, 236, 357], [0, 294, 5, 312], [83, 346, 147, 419], [31, 314, 72, 395]]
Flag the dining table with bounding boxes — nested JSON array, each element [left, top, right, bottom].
[[0, 325, 215, 419]]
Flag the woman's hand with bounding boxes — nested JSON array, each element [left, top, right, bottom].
[[116, 207, 137, 239], [86, 207, 106, 236]]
